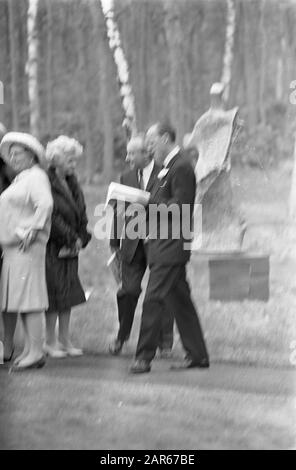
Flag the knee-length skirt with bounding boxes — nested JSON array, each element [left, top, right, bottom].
[[0, 244, 48, 313]]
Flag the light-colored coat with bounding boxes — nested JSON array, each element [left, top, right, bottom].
[[0, 165, 53, 312]]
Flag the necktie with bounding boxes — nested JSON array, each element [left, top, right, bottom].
[[138, 169, 144, 190]]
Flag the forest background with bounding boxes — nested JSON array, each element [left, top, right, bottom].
[[1, 0, 296, 181]]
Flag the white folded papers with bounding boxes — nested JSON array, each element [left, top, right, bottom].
[[105, 182, 150, 207]]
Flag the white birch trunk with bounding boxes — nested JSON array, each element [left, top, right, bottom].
[[221, 0, 236, 103], [8, 0, 19, 130], [0, 80, 3, 106], [100, 0, 137, 137], [26, 0, 40, 138], [74, 3, 95, 183], [289, 137, 296, 219], [259, 0, 266, 124], [46, 0, 53, 135], [164, 1, 183, 141], [92, 1, 114, 181], [276, 6, 286, 102]]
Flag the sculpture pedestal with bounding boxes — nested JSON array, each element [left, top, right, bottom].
[[197, 251, 269, 302]]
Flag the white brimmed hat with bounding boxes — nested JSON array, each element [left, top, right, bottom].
[[0, 132, 45, 164]]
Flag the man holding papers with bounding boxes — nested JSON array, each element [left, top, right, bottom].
[[109, 135, 174, 356], [130, 123, 209, 374]]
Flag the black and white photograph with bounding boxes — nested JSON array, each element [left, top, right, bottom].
[[0, 0, 295, 452]]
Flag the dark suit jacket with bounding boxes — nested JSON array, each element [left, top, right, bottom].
[[110, 161, 161, 263], [147, 150, 196, 266]]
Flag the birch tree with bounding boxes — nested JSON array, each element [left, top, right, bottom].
[[242, 0, 258, 130], [289, 137, 296, 219], [0, 12, 5, 123], [0, 80, 3, 107], [259, 0, 266, 124], [74, 2, 95, 183], [164, 1, 183, 140], [276, 5, 287, 103], [220, 0, 236, 103], [8, 0, 19, 130], [91, 1, 114, 181], [26, 0, 40, 137], [46, 0, 53, 135], [100, 0, 137, 138]]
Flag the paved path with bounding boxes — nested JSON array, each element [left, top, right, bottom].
[[0, 355, 295, 450]]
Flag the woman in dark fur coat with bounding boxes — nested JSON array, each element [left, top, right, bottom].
[[44, 136, 91, 358]]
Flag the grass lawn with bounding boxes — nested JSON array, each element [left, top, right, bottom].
[[0, 357, 294, 450], [1, 163, 295, 367], [0, 164, 295, 451]]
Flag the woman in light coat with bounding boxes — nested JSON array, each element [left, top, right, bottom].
[[0, 132, 53, 370]]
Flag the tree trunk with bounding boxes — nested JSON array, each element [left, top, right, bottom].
[[276, 6, 286, 102], [221, 0, 236, 103], [27, 0, 40, 138], [74, 2, 95, 183], [100, 0, 137, 138], [93, 1, 114, 181], [0, 8, 5, 122], [46, 0, 53, 136], [8, 0, 19, 130], [138, 3, 147, 130], [164, 1, 183, 141], [241, 0, 258, 130], [101, 50, 114, 181], [0, 80, 3, 107], [150, 9, 163, 123], [229, 0, 244, 108], [289, 137, 296, 219], [258, 0, 266, 124]]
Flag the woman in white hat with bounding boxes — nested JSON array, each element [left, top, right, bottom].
[[0, 132, 53, 370], [44, 136, 91, 358]]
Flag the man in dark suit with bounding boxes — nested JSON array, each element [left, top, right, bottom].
[[130, 123, 209, 373], [109, 135, 174, 355]]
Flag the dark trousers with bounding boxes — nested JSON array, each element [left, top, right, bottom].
[[116, 242, 174, 349], [135, 263, 209, 363]]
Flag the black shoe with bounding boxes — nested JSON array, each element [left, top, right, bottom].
[[9, 356, 46, 373], [170, 357, 209, 370], [129, 359, 151, 374], [109, 339, 124, 356], [4, 348, 14, 363]]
